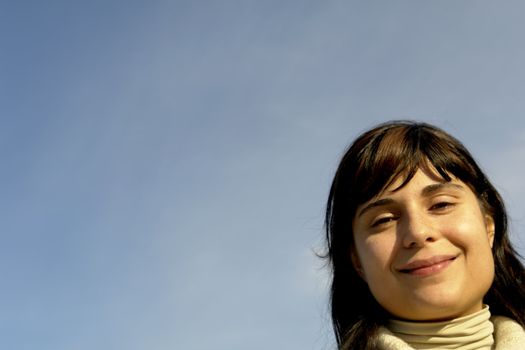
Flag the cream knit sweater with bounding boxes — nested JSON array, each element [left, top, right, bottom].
[[374, 307, 525, 350]]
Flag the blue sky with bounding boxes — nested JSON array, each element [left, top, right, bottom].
[[2, 1, 525, 349]]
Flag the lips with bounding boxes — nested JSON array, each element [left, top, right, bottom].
[[397, 255, 457, 276]]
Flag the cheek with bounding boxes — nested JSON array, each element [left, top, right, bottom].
[[355, 234, 396, 278], [446, 214, 492, 249]]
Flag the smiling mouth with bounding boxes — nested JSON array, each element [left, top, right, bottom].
[[398, 256, 457, 276]]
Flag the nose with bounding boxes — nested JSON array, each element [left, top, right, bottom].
[[400, 211, 437, 248]]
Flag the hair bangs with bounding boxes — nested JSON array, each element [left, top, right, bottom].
[[353, 126, 435, 205]]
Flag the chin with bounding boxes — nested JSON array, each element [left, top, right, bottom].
[[389, 297, 484, 322]]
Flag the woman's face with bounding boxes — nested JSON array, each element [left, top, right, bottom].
[[352, 168, 495, 321]]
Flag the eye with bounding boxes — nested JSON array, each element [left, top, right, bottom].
[[371, 215, 397, 228], [430, 201, 454, 211]]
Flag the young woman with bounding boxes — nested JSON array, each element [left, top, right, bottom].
[[325, 121, 525, 349]]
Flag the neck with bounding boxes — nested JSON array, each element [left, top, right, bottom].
[[387, 306, 494, 350]]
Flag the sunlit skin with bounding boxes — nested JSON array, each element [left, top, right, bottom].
[[352, 168, 495, 321]]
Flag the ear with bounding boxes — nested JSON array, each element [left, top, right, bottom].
[[485, 215, 495, 248], [350, 249, 367, 282]]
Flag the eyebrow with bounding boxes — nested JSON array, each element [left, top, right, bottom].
[[357, 182, 465, 218], [357, 198, 395, 218], [421, 182, 464, 196]]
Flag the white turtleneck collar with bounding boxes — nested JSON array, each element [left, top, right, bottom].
[[385, 305, 494, 350]]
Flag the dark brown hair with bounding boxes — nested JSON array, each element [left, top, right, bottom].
[[325, 120, 525, 349]]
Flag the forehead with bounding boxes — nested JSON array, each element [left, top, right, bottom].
[[354, 170, 470, 220], [371, 168, 465, 200]]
